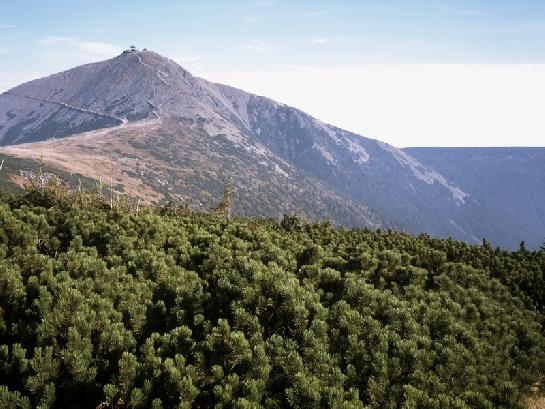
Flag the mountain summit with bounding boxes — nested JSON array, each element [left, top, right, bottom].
[[0, 50, 232, 143], [1, 50, 543, 248]]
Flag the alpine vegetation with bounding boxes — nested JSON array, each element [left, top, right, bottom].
[[1, 184, 544, 408]]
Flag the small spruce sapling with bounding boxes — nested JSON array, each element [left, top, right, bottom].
[[214, 180, 232, 220]]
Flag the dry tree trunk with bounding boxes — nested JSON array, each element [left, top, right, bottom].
[[109, 168, 114, 210]]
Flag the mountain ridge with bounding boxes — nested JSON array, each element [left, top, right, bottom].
[[0, 50, 542, 248]]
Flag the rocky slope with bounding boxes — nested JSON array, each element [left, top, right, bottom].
[[405, 147, 545, 248], [1, 50, 541, 248]]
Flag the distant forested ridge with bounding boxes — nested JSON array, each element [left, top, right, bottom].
[[1, 186, 545, 408]]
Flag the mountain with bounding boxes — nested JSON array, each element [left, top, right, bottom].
[[0, 49, 542, 248], [405, 147, 545, 249], [0, 50, 385, 227]]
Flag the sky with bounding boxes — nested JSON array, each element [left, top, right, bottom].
[[1, 0, 545, 147]]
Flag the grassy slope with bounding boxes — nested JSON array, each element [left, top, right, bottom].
[[0, 155, 97, 193], [0, 119, 381, 228]]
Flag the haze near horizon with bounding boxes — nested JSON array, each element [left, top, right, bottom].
[[1, 0, 545, 147]]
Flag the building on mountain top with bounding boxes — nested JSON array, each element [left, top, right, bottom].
[[122, 45, 138, 55]]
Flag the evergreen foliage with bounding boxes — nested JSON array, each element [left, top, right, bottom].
[[213, 181, 232, 220], [1, 187, 544, 408]]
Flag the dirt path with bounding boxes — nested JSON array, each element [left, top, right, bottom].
[[136, 54, 169, 86], [3, 91, 127, 124]]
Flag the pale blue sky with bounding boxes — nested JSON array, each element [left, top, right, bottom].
[[2, 1, 545, 146], [3, 0, 545, 69]]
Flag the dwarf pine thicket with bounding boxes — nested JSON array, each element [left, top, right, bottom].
[[1, 184, 545, 408]]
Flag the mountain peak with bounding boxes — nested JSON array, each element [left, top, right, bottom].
[[115, 47, 187, 74], [0, 51, 542, 249], [0, 48, 201, 144]]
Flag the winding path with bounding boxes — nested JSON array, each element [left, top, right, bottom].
[[134, 53, 174, 118], [136, 54, 169, 86], [3, 91, 128, 124], [3, 53, 172, 133], [144, 98, 162, 119]]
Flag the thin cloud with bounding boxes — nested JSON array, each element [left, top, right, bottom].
[[38, 36, 119, 57], [85, 28, 112, 34], [309, 37, 330, 45], [244, 16, 257, 23], [246, 0, 276, 9], [451, 10, 480, 16], [511, 23, 545, 32], [298, 11, 326, 17], [0, 48, 7, 54], [307, 35, 349, 45], [0, 24, 17, 28], [243, 40, 272, 53]]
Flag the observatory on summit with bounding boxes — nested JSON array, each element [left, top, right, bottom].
[[122, 45, 139, 54]]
